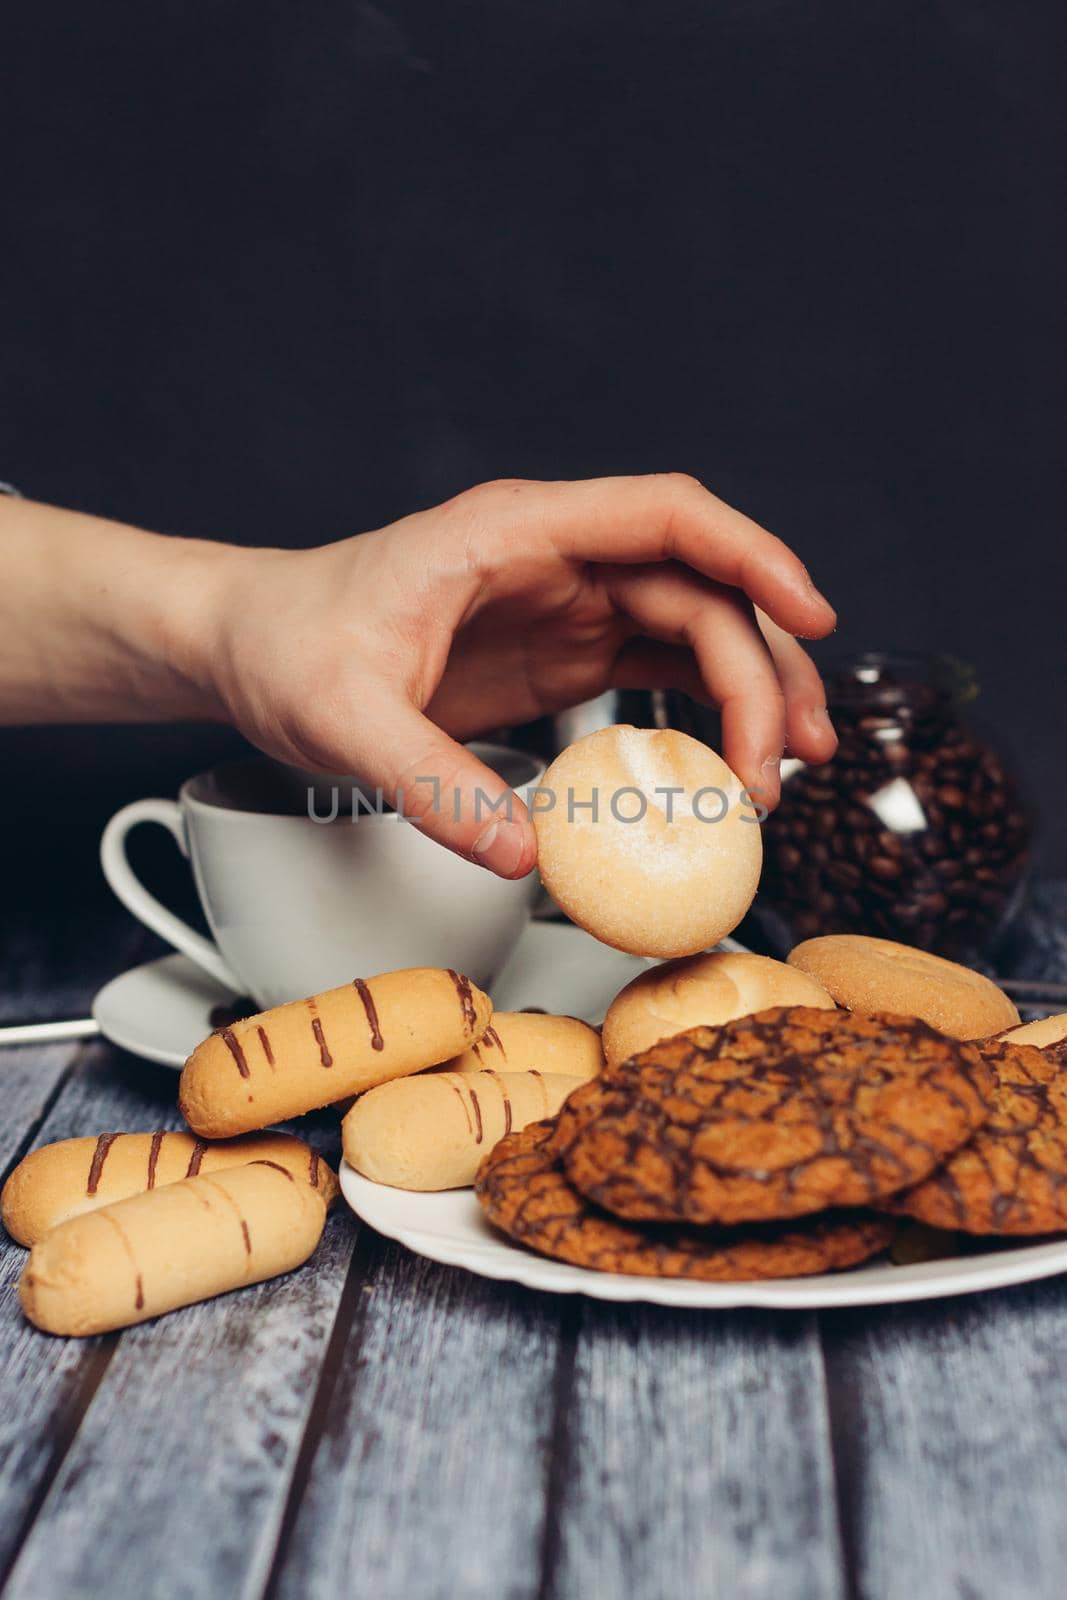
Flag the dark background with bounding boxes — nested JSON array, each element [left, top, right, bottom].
[[1, 0, 1064, 923]]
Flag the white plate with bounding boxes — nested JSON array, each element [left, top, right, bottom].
[[94, 924, 1067, 1307], [339, 1165, 1067, 1309], [91, 922, 655, 1069]]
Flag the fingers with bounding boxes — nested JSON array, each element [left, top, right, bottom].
[[604, 564, 787, 806], [609, 639, 710, 702], [296, 679, 537, 880], [757, 611, 838, 763], [459, 475, 835, 641]]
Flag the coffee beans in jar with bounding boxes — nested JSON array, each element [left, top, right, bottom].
[[757, 654, 1031, 959]]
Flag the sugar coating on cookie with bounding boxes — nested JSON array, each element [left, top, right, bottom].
[[787, 934, 1019, 1039], [602, 950, 835, 1066], [533, 726, 762, 958]]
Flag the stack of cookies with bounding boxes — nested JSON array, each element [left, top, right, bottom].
[[476, 1003, 1067, 1281]]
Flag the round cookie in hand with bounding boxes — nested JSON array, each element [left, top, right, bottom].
[[888, 1039, 1067, 1234], [533, 726, 762, 958], [602, 950, 835, 1067], [786, 934, 1019, 1040], [476, 1119, 896, 1281], [555, 1008, 995, 1225]]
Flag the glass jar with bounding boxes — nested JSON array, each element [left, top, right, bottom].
[[757, 653, 1032, 960]]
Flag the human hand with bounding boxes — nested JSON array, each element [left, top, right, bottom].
[[193, 475, 837, 877]]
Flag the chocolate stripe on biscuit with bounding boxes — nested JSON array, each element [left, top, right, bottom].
[[218, 1027, 250, 1079], [100, 1211, 145, 1310], [353, 978, 384, 1051], [311, 1016, 333, 1068], [185, 1139, 208, 1177], [440, 1075, 473, 1134], [146, 1131, 165, 1190], [468, 1086, 484, 1144], [481, 1069, 512, 1135], [87, 1133, 119, 1196], [253, 1158, 295, 1181], [448, 969, 478, 1033]]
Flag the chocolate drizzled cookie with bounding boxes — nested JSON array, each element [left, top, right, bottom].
[[554, 1007, 995, 1226], [476, 1120, 896, 1280], [888, 1039, 1067, 1233]]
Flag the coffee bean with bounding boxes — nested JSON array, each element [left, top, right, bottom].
[[757, 665, 1030, 959]]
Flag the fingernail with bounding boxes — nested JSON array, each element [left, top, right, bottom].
[[810, 705, 837, 741], [801, 570, 836, 629], [472, 819, 529, 877], [802, 566, 831, 604], [759, 755, 782, 805]]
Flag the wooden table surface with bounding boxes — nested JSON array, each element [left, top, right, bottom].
[[3, 887, 1067, 1600]]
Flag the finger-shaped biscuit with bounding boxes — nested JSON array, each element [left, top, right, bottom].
[[19, 1161, 327, 1336], [1, 1130, 337, 1247], [180, 967, 491, 1137], [342, 1069, 584, 1190], [442, 1012, 604, 1080]]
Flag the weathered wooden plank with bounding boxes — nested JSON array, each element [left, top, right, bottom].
[[0, 1039, 162, 1582], [270, 1234, 564, 1600], [0, 1043, 79, 1179], [822, 1279, 1067, 1600], [546, 1302, 847, 1600], [4, 1210, 355, 1600], [0, 1035, 352, 1600]]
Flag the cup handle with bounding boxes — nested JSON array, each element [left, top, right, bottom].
[[100, 799, 244, 993]]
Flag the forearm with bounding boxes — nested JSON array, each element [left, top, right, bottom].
[[0, 498, 235, 724]]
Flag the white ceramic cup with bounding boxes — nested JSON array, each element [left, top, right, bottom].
[[100, 745, 543, 1008]]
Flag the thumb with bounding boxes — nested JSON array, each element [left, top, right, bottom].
[[353, 693, 537, 879]]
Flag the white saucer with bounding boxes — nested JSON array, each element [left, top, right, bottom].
[[339, 1167, 1067, 1310], [91, 922, 655, 1070]]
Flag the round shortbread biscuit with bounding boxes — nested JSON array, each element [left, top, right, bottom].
[[1000, 1012, 1067, 1051], [602, 951, 835, 1066], [787, 934, 1019, 1040], [533, 726, 762, 958], [441, 1011, 604, 1079]]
